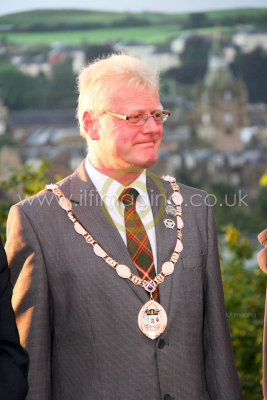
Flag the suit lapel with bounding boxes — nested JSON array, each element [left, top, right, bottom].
[[60, 162, 179, 309], [61, 161, 148, 304], [146, 172, 177, 315]]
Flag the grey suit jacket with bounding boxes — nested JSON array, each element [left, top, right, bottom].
[[5, 161, 243, 400]]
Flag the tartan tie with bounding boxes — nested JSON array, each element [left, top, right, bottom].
[[120, 187, 159, 301]]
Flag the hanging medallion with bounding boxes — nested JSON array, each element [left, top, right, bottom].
[[138, 300, 167, 340], [164, 219, 175, 229], [47, 175, 183, 341], [165, 204, 176, 217]]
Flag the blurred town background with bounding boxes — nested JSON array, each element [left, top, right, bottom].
[[0, 6, 267, 399], [0, 8, 266, 235]]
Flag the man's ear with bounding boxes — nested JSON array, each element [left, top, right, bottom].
[[82, 111, 100, 140]]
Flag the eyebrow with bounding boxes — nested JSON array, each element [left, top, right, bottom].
[[126, 106, 163, 114]]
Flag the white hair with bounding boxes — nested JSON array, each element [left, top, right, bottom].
[[76, 54, 159, 138]]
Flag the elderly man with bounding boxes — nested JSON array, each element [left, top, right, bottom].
[[5, 54, 242, 400], [0, 237, 28, 399]]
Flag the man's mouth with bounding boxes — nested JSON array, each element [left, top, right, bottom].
[[135, 141, 155, 145]]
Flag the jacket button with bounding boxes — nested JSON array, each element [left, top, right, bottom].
[[158, 338, 165, 349], [164, 394, 172, 400]]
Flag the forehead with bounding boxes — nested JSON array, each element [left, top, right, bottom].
[[109, 85, 161, 113]]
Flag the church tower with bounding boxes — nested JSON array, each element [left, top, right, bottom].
[[196, 34, 247, 151]]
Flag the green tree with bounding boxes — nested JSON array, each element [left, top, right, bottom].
[[46, 56, 76, 109], [0, 61, 46, 109], [183, 12, 210, 29], [258, 171, 267, 217], [221, 226, 266, 399], [231, 48, 267, 103], [258, 186, 267, 217], [175, 167, 199, 188], [0, 157, 56, 243], [163, 35, 211, 84], [260, 170, 267, 187], [84, 43, 115, 63], [204, 181, 266, 234]]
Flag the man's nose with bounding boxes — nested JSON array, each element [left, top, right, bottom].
[[142, 116, 161, 133]]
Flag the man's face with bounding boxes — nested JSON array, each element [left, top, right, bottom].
[[90, 85, 163, 171]]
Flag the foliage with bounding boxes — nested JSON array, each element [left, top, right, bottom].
[[204, 181, 267, 235], [0, 157, 55, 243], [208, 8, 267, 28], [175, 167, 199, 187], [181, 35, 211, 65], [0, 57, 76, 110], [258, 186, 267, 217], [0, 134, 15, 148], [84, 44, 115, 63], [46, 57, 76, 109], [260, 171, 267, 187], [0, 9, 186, 31], [258, 170, 267, 220], [183, 12, 211, 29], [221, 226, 266, 399], [231, 48, 267, 104], [0, 60, 45, 109], [160, 79, 196, 98], [163, 35, 211, 85], [0, 9, 127, 28]]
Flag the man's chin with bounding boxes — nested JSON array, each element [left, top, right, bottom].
[[136, 156, 158, 169], [118, 152, 158, 169], [137, 148, 159, 167]]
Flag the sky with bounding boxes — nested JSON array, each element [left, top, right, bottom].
[[1, 0, 267, 16]]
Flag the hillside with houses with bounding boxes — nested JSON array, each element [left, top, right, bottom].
[[0, 8, 266, 234]]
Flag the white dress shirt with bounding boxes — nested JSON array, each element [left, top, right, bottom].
[[85, 157, 158, 271]]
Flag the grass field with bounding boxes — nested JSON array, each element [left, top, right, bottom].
[[0, 25, 235, 46], [0, 8, 265, 46], [0, 25, 183, 45]]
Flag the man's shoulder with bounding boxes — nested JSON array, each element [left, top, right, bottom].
[[148, 171, 212, 214], [13, 160, 87, 212], [13, 172, 73, 212], [178, 182, 207, 197], [148, 170, 207, 197]]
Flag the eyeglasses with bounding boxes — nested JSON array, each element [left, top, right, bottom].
[[102, 110, 171, 126]]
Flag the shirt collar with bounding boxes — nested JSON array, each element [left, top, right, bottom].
[[85, 157, 147, 209]]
